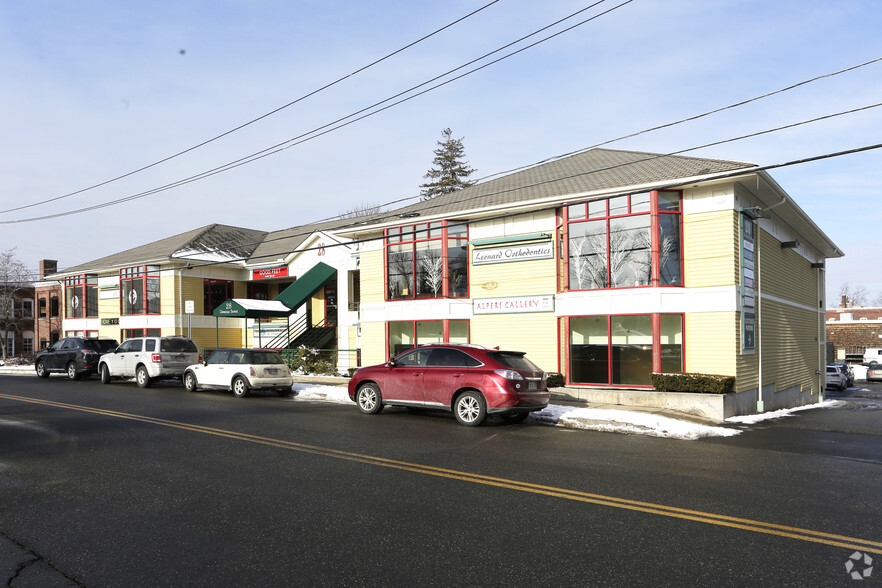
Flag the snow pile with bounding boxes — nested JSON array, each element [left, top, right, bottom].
[[293, 383, 741, 440], [530, 404, 740, 440], [724, 400, 843, 424]]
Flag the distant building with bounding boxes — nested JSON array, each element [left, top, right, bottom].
[[825, 295, 882, 362], [34, 259, 63, 351]]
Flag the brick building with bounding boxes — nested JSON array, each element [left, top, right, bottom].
[[825, 295, 882, 362], [34, 259, 63, 351]]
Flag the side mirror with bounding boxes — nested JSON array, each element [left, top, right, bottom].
[[202, 360, 208, 366], [388, 359, 397, 368]]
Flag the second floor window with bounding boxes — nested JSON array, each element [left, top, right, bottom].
[[64, 275, 98, 318], [121, 266, 160, 315], [565, 191, 682, 291], [386, 221, 468, 301], [204, 279, 233, 315]]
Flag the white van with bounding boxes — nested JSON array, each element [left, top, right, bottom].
[[862, 348, 882, 365]]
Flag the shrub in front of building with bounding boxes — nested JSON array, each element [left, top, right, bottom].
[[650, 372, 735, 394], [290, 345, 337, 376], [546, 373, 565, 388]]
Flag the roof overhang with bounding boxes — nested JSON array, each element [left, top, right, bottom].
[[212, 299, 292, 318], [274, 262, 337, 309]]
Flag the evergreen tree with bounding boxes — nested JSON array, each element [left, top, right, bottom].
[[419, 128, 477, 200]]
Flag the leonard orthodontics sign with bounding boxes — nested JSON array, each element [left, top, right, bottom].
[[472, 242, 553, 265]]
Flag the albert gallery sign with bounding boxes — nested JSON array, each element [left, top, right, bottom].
[[472, 243, 553, 265], [473, 295, 555, 315]]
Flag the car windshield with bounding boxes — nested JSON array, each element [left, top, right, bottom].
[[251, 351, 285, 365], [488, 351, 540, 371], [83, 339, 119, 353], [161, 339, 198, 352]]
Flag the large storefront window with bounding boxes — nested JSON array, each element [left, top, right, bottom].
[[569, 314, 683, 387], [204, 279, 233, 315], [566, 191, 682, 290], [388, 320, 469, 358], [64, 275, 98, 318], [386, 221, 468, 300], [121, 266, 160, 315]]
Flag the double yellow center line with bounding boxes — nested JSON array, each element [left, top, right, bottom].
[[3, 392, 880, 555]]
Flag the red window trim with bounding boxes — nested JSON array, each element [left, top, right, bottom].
[[120, 265, 161, 316], [564, 313, 685, 388], [384, 220, 469, 301], [561, 190, 683, 292], [63, 274, 98, 318], [385, 319, 471, 361]]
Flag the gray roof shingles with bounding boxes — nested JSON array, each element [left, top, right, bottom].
[[57, 149, 755, 273]]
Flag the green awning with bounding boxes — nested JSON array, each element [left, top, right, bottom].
[[274, 262, 337, 310], [213, 299, 292, 318]]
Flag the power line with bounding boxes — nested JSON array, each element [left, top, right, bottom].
[[179, 141, 882, 271], [145, 98, 882, 255], [0, 0, 631, 223], [0, 0, 504, 215], [38, 94, 882, 274], [473, 56, 882, 183]]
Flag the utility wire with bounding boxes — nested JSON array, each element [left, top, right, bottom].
[[32, 93, 882, 274], [180, 141, 882, 270], [473, 56, 882, 183], [0, 0, 629, 223], [0, 0, 504, 215], [206, 102, 882, 257]]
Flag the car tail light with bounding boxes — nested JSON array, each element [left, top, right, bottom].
[[151, 353, 162, 363], [82, 350, 97, 356], [250, 367, 256, 376], [494, 369, 524, 381]]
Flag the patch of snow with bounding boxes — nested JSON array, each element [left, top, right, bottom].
[[725, 400, 844, 424], [290, 383, 741, 440], [530, 404, 740, 440], [172, 248, 243, 262]]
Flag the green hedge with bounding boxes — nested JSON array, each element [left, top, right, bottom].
[[546, 373, 565, 388], [650, 372, 735, 394]]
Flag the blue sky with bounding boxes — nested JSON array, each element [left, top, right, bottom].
[[1, 1, 880, 303]]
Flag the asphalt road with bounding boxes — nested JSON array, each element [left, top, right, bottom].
[[1, 375, 880, 587]]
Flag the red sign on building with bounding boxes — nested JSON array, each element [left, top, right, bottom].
[[252, 266, 288, 280]]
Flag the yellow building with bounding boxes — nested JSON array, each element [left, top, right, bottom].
[[51, 148, 842, 417], [338, 149, 842, 417], [51, 223, 357, 367]]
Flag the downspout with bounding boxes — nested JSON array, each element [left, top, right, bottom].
[[756, 223, 763, 413], [177, 268, 183, 337], [818, 265, 825, 401]]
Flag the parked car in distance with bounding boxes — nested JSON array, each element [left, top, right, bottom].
[[825, 365, 847, 391], [183, 348, 294, 398], [866, 363, 882, 382], [862, 348, 882, 365], [348, 343, 550, 426], [35, 337, 120, 380], [99, 336, 200, 388], [834, 363, 854, 387]]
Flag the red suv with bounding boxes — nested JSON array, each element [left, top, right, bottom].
[[348, 343, 549, 426]]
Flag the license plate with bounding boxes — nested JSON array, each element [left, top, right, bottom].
[[265, 368, 279, 375], [528, 381, 537, 390]]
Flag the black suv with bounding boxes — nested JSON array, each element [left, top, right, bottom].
[[35, 337, 120, 380]]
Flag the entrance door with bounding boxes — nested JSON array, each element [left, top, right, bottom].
[[324, 286, 337, 327]]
